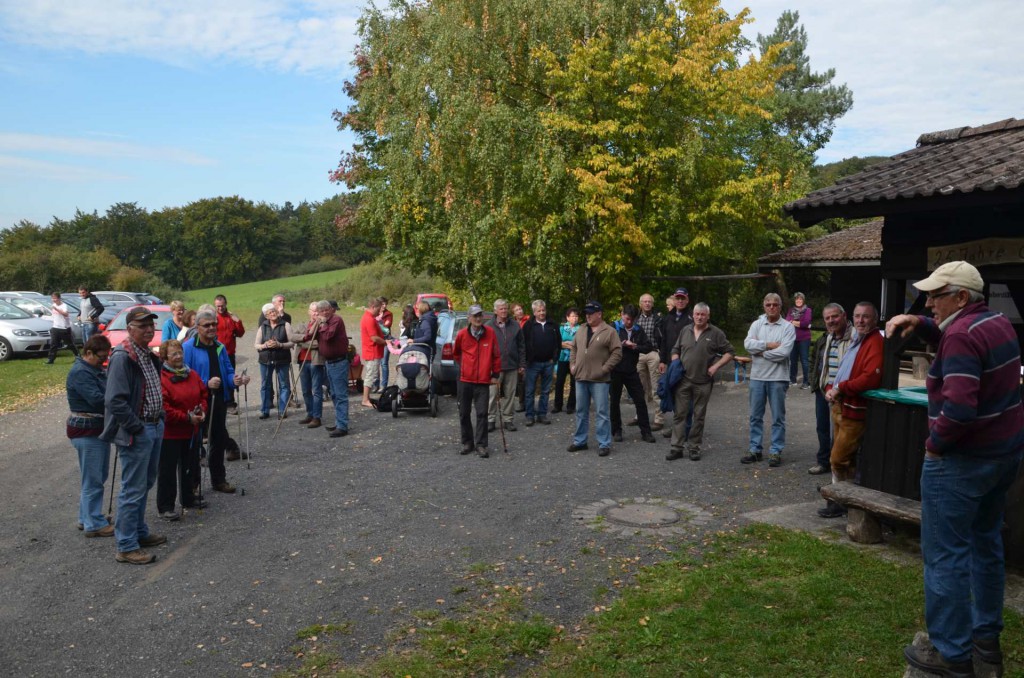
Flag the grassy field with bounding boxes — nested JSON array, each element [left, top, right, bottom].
[[281, 524, 1024, 677]]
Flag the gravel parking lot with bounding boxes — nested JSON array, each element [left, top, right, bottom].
[[0, 343, 837, 676]]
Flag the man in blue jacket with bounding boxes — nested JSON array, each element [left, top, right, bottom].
[[184, 310, 251, 494]]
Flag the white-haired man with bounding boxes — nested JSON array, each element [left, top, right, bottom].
[[741, 293, 795, 468]]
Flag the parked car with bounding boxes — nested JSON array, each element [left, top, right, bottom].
[[100, 305, 172, 358], [0, 299, 54, 361], [93, 291, 164, 305], [0, 295, 89, 345], [0, 291, 48, 299], [416, 293, 453, 312], [430, 309, 494, 395]]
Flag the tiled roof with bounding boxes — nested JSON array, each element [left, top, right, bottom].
[[785, 118, 1024, 223], [758, 220, 881, 267]]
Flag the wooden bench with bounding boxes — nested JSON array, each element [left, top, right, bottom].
[[733, 356, 752, 383], [819, 481, 921, 544]]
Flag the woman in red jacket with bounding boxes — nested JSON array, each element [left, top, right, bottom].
[[158, 339, 208, 520]]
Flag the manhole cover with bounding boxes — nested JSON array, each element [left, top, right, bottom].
[[572, 498, 712, 537]]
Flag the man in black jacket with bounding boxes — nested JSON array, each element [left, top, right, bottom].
[[77, 286, 105, 343], [658, 288, 694, 436], [611, 305, 657, 443], [522, 300, 561, 426]]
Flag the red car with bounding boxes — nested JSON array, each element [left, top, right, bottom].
[[100, 305, 172, 359], [415, 293, 452, 312]]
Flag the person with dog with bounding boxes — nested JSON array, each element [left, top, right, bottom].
[[66, 334, 113, 538], [454, 304, 501, 458], [157, 339, 208, 521]]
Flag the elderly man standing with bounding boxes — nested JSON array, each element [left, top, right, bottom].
[[291, 302, 326, 429], [667, 302, 734, 461], [888, 262, 1024, 677], [305, 300, 350, 438], [522, 299, 560, 426], [488, 299, 525, 433], [568, 301, 622, 457], [184, 310, 251, 489], [454, 304, 501, 458], [360, 297, 387, 409], [101, 308, 166, 565], [742, 293, 795, 468], [633, 293, 663, 429], [808, 303, 853, 475], [610, 304, 656, 444], [817, 302, 883, 518], [214, 294, 245, 414], [658, 288, 694, 436]]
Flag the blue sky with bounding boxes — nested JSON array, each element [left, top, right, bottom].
[[1, 0, 1022, 230]]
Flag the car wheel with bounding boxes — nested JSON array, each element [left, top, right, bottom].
[[0, 337, 11, 361], [391, 398, 399, 418]]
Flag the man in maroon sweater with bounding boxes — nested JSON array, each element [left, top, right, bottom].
[[306, 300, 350, 438], [889, 261, 1024, 677]]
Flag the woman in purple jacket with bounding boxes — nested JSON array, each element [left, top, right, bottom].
[[787, 292, 812, 388]]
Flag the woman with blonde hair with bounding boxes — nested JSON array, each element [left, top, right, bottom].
[[162, 301, 186, 342]]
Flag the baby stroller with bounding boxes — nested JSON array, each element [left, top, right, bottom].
[[392, 342, 438, 417]]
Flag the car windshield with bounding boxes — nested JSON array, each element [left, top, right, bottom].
[[0, 299, 33, 320], [8, 297, 51, 316], [107, 309, 173, 331]]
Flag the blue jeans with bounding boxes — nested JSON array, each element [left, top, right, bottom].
[[525, 362, 554, 418], [114, 421, 163, 553], [260, 363, 291, 416], [815, 390, 832, 468], [73, 435, 111, 532], [573, 381, 611, 449], [300, 362, 325, 419], [748, 380, 787, 455], [325, 359, 350, 432], [790, 339, 810, 385], [921, 451, 1023, 663], [81, 322, 98, 344]]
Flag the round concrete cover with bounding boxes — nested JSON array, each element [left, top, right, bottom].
[[604, 503, 680, 527]]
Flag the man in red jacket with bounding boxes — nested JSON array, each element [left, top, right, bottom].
[[454, 304, 501, 458], [214, 294, 245, 413], [818, 302, 883, 518]]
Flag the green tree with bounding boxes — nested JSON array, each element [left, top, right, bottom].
[[94, 202, 155, 268]]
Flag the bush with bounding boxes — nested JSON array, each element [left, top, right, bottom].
[[275, 256, 350, 279], [107, 266, 181, 303]]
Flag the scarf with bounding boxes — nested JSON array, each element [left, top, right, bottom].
[[833, 330, 865, 387], [162, 362, 191, 383]]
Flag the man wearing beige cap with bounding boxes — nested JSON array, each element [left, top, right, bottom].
[[888, 261, 1024, 676]]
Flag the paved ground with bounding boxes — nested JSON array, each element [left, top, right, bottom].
[[3, 347, 1012, 676]]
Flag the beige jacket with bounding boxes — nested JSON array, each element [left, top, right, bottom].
[[570, 321, 622, 382]]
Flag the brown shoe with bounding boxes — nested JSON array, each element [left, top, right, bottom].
[[299, 416, 313, 425], [213, 482, 236, 494], [84, 524, 114, 538], [225, 449, 241, 462], [139, 533, 167, 547], [116, 549, 155, 565], [651, 422, 664, 431], [307, 418, 321, 429]]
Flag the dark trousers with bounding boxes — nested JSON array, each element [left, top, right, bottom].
[[206, 392, 229, 485], [610, 370, 650, 435], [157, 437, 198, 512], [47, 327, 79, 361], [554, 360, 576, 411], [458, 381, 490, 449], [815, 390, 832, 468]]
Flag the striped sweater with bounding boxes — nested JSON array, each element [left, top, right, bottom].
[[917, 302, 1024, 458]]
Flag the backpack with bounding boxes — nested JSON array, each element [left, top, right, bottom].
[[376, 385, 400, 412]]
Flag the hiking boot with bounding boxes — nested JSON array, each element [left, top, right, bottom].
[[139, 533, 167, 547], [488, 422, 496, 432], [182, 499, 208, 509], [306, 418, 321, 428], [329, 428, 348, 438], [213, 482, 236, 494], [477, 446, 489, 459], [551, 406, 562, 414], [768, 454, 782, 468], [612, 431, 624, 443], [597, 447, 611, 457], [84, 524, 114, 538], [525, 417, 535, 427], [159, 510, 181, 522], [299, 416, 313, 425], [116, 549, 155, 565], [973, 636, 1002, 665], [641, 433, 657, 443], [817, 501, 847, 519], [461, 442, 475, 455], [503, 422, 517, 432], [537, 416, 551, 425], [567, 443, 588, 452], [903, 639, 974, 678], [689, 447, 702, 461], [741, 452, 763, 464], [665, 449, 685, 461], [807, 464, 830, 475], [650, 422, 663, 431], [258, 413, 270, 420], [226, 449, 241, 462]]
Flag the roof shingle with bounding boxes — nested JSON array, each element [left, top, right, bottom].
[[758, 220, 881, 266]]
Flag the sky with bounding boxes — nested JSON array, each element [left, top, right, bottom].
[[0, 0, 1022, 230]]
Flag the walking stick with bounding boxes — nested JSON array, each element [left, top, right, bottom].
[[106, 448, 119, 520], [495, 380, 509, 455], [271, 322, 319, 443], [190, 418, 204, 511], [203, 388, 217, 496], [241, 368, 252, 469]]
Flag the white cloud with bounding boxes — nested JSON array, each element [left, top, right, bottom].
[[0, 133, 216, 166], [0, 154, 128, 182], [0, 0, 362, 75]]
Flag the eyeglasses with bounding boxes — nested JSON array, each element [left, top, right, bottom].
[[130, 322, 155, 329], [764, 303, 781, 307], [927, 290, 956, 301], [198, 322, 217, 328]]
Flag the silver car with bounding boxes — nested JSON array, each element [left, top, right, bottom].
[[0, 299, 53, 361]]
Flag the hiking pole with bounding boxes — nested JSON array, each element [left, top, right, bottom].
[[241, 368, 252, 469], [495, 380, 509, 455], [106, 448, 119, 520], [189, 415, 204, 512], [204, 388, 217, 497], [271, 322, 319, 444]]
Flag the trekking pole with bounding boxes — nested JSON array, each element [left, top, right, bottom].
[[241, 368, 252, 469], [495, 381, 509, 455], [190, 419, 204, 512], [204, 388, 217, 495], [271, 322, 319, 444], [106, 448, 119, 520]]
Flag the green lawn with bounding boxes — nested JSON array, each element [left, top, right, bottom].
[[281, 525, 1023, 677], [0, 351, 76, 414], [182, 268, 356, 321]]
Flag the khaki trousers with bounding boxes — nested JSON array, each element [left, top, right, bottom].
[[488, 370, 518, 424], [637, 351, 663, 424], [829, 402, 865, 482]]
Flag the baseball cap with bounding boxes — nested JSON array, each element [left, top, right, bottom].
[[468, 304, 483, 316], [674, 288, 689, 297], [125, 307, 158, 324], [913, 261, 984, 293], [583, 301, 603, 314]]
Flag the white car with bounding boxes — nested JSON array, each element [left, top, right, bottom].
[[0, 299, 54, 361]]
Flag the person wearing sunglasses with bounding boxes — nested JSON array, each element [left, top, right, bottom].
[[741, 293, 795, 468]]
